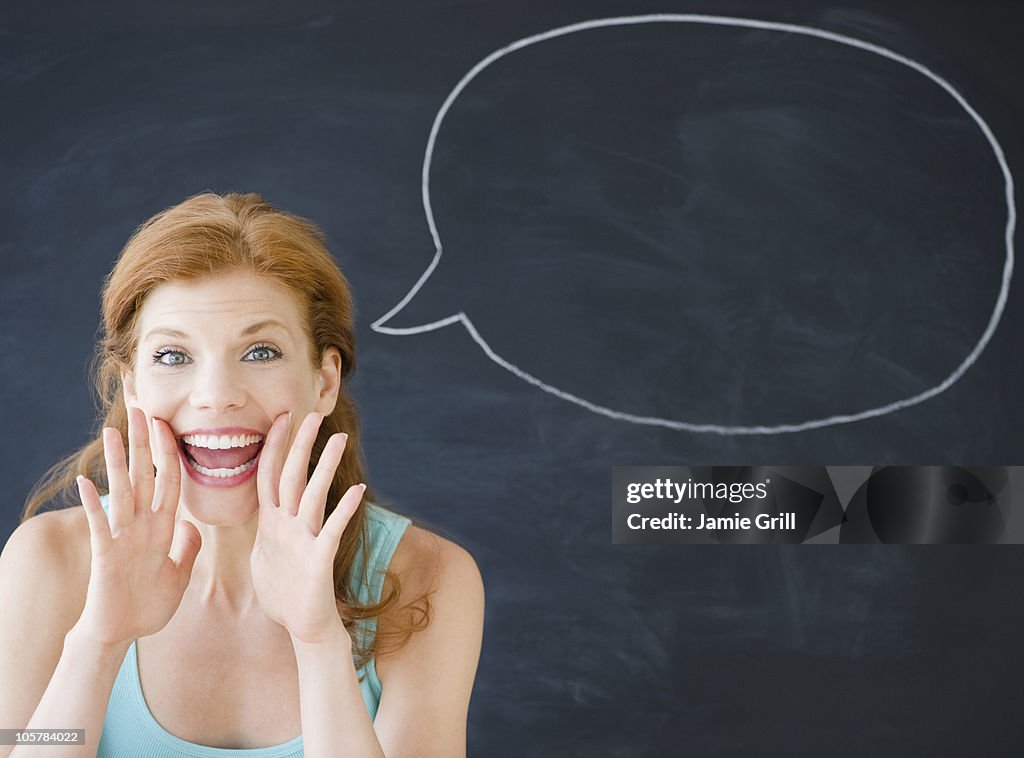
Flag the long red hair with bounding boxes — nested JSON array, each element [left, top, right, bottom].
[[23, 191, 429, 673]]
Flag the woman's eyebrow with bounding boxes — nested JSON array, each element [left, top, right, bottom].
[[143, 320, 291, 341]]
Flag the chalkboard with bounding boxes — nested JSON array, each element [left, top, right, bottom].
[[2, 1, 1022, 755]]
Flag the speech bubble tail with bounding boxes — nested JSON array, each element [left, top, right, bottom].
[[371, 312, 464, 336], [370, 245, 462, 335]]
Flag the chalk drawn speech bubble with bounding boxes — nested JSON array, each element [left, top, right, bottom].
[[370, 14, 1015, 434]]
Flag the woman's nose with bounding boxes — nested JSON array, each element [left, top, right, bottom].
[[188, 363, 247, 413]]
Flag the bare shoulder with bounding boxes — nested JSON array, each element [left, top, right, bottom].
[[0, 507, 92, 730], [374, 522, 485, 671], [387, 523, 484, 599], [0, 507, 91, 621], [2, 506, 91, 563]]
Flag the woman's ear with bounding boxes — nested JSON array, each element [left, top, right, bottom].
[[122, 370, 138, 406], [315, 347, 342, 415], [120, 369, 155, 441]]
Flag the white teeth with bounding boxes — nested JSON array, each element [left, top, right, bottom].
[[181, 433, 263, 449], [186, 457, 258, 478]]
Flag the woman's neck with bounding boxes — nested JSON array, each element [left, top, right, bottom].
[[177, 502, 261, 614]]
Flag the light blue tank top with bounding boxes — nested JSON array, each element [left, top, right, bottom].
[[94, 494, 411, 757]]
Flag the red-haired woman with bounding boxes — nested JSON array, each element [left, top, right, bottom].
[[0, 192, 485, 757]]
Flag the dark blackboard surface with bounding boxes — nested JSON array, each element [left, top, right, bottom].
[[2, 1, 1022, 755]]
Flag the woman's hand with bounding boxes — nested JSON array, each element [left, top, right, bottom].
[[250, 411, 364, 645], [74, 406, 202, 649]]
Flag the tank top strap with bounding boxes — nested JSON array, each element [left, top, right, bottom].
[[348, 503, 412, 648]]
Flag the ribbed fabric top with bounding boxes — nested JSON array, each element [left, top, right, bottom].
[[94, 494, 410, 757]]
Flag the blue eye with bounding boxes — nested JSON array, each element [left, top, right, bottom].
[[245, 343, 282, 362], [152, 348, 189, 366]]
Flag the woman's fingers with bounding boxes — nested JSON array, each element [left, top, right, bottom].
[[151, 418, 182, 518], [278, 412, 322, 516], [298, 432, 348, 533], [257, 412, 291, 511], [126, 406, 155, 516], [319, 483, 365, 555], [103, 427, 134, 532], [80, 419, 182, 556], [76, 475, 113, 555], [256, 412, 351, 527]]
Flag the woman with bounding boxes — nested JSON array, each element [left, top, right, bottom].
[[0, 192, 485, 757]]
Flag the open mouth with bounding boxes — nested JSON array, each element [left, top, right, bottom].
[[178, 433, 266, 480]]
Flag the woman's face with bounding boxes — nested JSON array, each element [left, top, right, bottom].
[[123, 270, 341, 525]]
